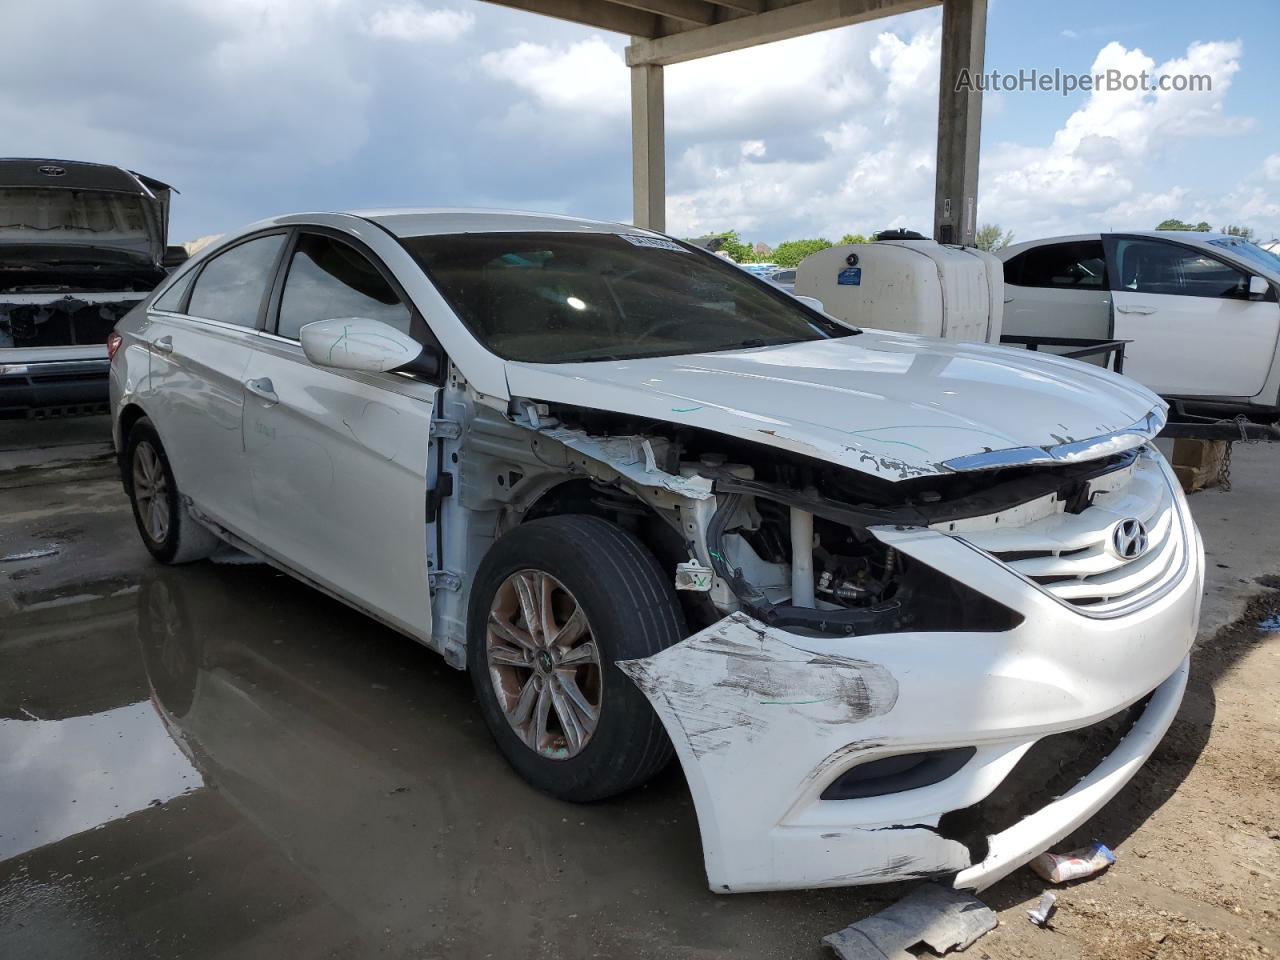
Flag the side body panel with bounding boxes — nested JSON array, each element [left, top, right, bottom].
[[240, 337, 436, 641], [1110, 290, 1280, 397], [1002, 283, 1111, 343]]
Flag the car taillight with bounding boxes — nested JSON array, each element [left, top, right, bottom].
[[106, 331, 123, 360]]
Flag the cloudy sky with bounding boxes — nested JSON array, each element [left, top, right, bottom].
[[4, 0, 1277, 246]]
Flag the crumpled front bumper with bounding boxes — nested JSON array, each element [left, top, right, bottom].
[[619, 484, 1203, 894]]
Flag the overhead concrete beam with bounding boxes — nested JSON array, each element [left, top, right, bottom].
[[611, 0, 718, 26], [704, 0, 764, 12], [482, 0, 661, 37], [932, 0, 986, 246], [631, 63, 666, 231], [626, 0, 938, 65]]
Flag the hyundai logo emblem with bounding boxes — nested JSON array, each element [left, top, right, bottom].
[[1110, 518, 1149, 560], [37, 164, 66, 177]]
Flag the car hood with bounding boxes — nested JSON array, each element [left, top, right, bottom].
[[503, 331, 1165, 480]]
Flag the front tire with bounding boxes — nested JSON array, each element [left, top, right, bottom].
[[123, 417, 220, 564], [467, 515, 686, 801]]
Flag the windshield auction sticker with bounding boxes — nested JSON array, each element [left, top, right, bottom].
[[620, 234, 688, 252]]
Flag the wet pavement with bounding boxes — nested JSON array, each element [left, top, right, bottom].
[[1, 419, 874, 959], [2, 419, 1278, 959]]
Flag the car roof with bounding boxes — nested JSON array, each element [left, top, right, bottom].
[[1001, 230, 1246, 259], [347, 208, 656, 239]]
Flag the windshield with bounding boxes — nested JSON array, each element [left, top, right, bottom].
[[0, 188, 150, 246], [1209, 236, 1280, 274], [401, 231, 854, 363]]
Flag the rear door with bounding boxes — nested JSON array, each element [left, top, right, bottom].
[[241, 229, 440, 640], [1105, 235, 1280, 397], [141, 231, 288, 537], [1001, 240, 1111, 349]]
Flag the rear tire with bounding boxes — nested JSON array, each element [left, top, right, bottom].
[[467, 515, 686, 801], [123, 417, 220, 564]]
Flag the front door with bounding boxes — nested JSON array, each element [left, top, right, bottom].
[[1105, 236, 1280, 397], [241, 231, 437, 640]]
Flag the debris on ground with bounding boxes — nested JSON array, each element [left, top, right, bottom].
[[1, 546, 59, 562], [1030, 841, 1115, 884], [823, 883, 997, 960], [1026, 891, 1057, 927]]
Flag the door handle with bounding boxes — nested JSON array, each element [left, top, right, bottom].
[[245, 377, 279, 404], [153, 335, 174, 354], [1003, 296, 1014, 303], [1116, 304, 1156, 315]]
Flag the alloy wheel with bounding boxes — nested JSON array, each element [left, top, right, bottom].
[[486, 569, 602, 759], [132, 440, 170, 543]]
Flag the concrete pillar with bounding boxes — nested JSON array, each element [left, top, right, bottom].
[[631, 61, 666, 232], [933, 0, 986, 246]]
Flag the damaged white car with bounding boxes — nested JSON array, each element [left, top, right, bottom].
[[109, 210, 1203, 894]]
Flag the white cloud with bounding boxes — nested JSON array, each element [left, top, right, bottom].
[[477, 13, 942, 241], [481, 36, 627, 115], [980, 39, 1256, 236], [364, 4, 475, 42], [1061, 29, 1079, 39], [1265, 154, 1280, 182]]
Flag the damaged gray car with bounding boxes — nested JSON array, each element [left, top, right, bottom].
[[1, 158, 182, 417]]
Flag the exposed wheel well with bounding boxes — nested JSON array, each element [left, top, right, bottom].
[[519, 478, 718, 631]]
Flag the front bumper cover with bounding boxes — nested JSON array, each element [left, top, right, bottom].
[[619, 485, 1203, 894]]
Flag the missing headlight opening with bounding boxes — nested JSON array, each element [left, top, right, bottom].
[[520, 404, 1158, 638]]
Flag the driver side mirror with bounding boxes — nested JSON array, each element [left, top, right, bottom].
[[300, 317, 440, 378], [1249, 275, 1270, 300]]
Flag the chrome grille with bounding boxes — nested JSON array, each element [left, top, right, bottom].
[[934, 452, 1186, 615]]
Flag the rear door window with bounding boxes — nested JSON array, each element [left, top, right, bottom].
[[1004, 241, 1107, 289], [186, 234, 286, 327], [276, 234, 411, 341]]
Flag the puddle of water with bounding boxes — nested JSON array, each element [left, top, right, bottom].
[[0, 700, 201, 860]]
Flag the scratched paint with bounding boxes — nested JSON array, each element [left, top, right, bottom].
[[619, 614, 898, 759]]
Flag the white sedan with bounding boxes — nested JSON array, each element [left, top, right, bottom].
[[110, 209, 1202, 894], [999, 231, 1280, 413]]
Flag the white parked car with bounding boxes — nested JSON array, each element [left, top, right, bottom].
[[999, 231, 1280, 417], [109, 209, 1203, 894], [765, 266, 797, 293]]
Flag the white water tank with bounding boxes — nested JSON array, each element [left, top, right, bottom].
[[795, 239, 1004, 343]]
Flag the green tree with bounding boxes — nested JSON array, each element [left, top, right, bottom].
[[707, 230, 757, 263], [1156, 218, 1212, 231], [839, 233, 868, 245], [974, 223, 1015, 252], [771, 238, 833, 267], [1220, 224, 1256, 240]]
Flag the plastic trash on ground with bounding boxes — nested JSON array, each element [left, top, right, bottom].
[[1027, 891, 1057, 927], [1030, 842, 1116, 884]]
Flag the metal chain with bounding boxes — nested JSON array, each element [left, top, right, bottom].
[[1216, 416, 1255, 492]]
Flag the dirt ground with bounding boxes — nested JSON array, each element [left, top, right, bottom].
[[1, 419, 1277, 960]]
